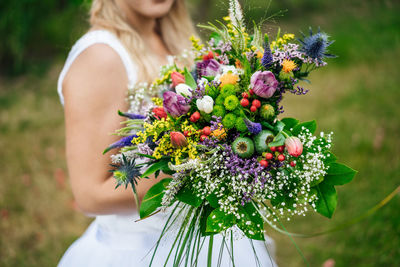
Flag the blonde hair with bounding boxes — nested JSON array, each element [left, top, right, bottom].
[[90, 0, 196, 83]]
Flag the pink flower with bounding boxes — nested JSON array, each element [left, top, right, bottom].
[[285, 137, 303, 157], [163, 91, 191, 118], [171, 72, 185, 88], [170, 132, 188, 148], [250, 71, 278, 98]]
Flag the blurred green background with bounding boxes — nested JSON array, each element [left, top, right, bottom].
[[0, 0, 399, 266]]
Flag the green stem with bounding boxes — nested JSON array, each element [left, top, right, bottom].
[[207, 235, 214, 267]]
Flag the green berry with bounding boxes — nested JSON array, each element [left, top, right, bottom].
[[260, 104, 275, 120]]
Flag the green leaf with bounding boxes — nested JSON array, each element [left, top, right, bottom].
[[292, 120, 317, 136], [136, 153, 156, 159], [325, 162, 357, 186], [315, 181, 337, 218], [324, 152, 337, 164], [184, 67, 197, 90], [141, 159, 170, 178], [200, 205, 215, 236], [206, 209, 236, 233], [261, 121, 275, 131], [281, 118, 299, 131], [210, 32, 222, 45], [268, 132, 285, 147], [139, 178, 172, 218], [206, 193, 219, 209], [176, 186, 203, 207], [237, 203, 265, 240], [274, 120, 285, 133]]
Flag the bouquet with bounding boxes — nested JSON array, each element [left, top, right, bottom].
[[104, 1, 357, 265]]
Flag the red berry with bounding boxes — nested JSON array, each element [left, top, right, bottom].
[[290, 161, 296, 167], [250, 105, 257, 112], [252, 99, 261, 108], [202, 126, 211, 136], [200, 134, 208, 141], [270, 146, 277, 152], [183, 130, 189, 137], [242, 92, 249, 99], [265, 153, 273, 160], [260, 160, 269, 168], [249, 89, 254, 95], [190, 111, 201, 122], [278, 154, 285, 161], [277, 145, 284, 153], [240, 98, 250, 107]]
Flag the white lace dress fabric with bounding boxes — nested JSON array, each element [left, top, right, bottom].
[[57, 30, 277, 267]]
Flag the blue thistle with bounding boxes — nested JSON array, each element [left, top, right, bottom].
[[298, 27, 336, 62], [243, 118, 262, 135], [261, 42, 273, 69], [110, 154, 142, 191], [118, 110, 146, 120], [103, 135, 137, 154]]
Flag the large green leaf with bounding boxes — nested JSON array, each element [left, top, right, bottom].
[[206, 193, 219, 209], [281, 117, 299, 131], [268, 132, 285, 147], [184, 67, 197, 90], [292, 120, 317, 135], [200, 205, 215, 236], [237, 203, 265, 241], [141, 159, 170, 178], [325, 162, 357, 186], [139, 178, 172, 218], [176, 186, 203, 207], [315, 181, 337, 218], [206, 208, 236, 233]]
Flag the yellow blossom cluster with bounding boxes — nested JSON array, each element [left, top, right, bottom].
[[131, 118, 200, 164], [282, 59, 297, 73], [152, 97, 163, 107], [190, 35, 204, 52], [152, 70, 176, 86], [271, 33, 295, 51]]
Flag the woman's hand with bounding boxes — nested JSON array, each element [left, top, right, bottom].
[[63, 43, 164, 216]]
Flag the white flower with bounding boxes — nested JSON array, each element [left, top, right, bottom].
[[196, 95, 214, 114], [175, 84, 193, 98]]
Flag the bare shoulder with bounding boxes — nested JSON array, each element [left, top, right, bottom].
[[63, 43, 129, 114]]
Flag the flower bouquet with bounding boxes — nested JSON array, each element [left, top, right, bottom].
[[104, 1, 357, 265]]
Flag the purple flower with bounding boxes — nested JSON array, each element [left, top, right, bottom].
[[103, 135, 137, 154], [118, 110, 146, 120], [243, 118, 262, 135], [196, 59, 221, 77], [162, 91, 191, 118], [261, 43, 273, 69], [250, 71, 278, 98]]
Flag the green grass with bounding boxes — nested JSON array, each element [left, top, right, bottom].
[[0, 1, 399, 266]]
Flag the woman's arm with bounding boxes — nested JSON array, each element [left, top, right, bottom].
[[63, 44, 166, 216]]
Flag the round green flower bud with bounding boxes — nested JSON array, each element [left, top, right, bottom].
[[224, 95, 239, 111], [220, 84, 237, 97], [215, 94, 225, 105], [222, 113, 237, 129], [279, 70, 294, 82], [206, 85, 219, 99], [260, 104, 275, 120], [212, 105, 226, 118], [235, 117, 248, 132], [200, 111, 212, 122], [233, 108, 245, 117]]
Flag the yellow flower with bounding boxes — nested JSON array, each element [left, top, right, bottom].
[[152, 97, 163, 107], [211, 125, 227, 140], [220, 73, 239, 87], [282, 59, 297, 73], [256, 50, 264, 59]]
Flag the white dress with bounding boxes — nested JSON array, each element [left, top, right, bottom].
[[57, 30, 277, 267]]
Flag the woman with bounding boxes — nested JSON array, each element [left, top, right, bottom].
[[57, 0, 276, 266]]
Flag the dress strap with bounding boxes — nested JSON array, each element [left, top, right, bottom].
[[57, 30, 137, 106]]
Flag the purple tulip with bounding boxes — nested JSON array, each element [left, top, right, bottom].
[[196, 59, 221, 77], [250, 71, 278, 98], [163, 91, 191, 118]]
